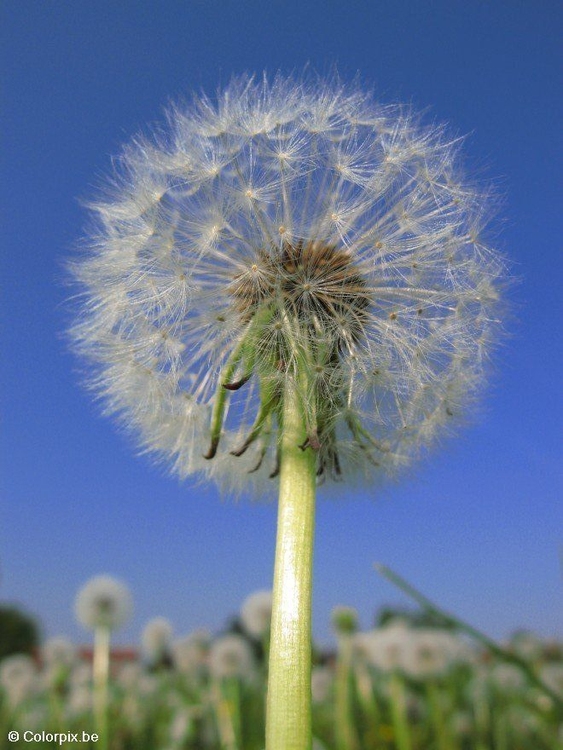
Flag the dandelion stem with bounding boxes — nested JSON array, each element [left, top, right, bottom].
[[335, 632, 359, 750], [388, 671, 412, 750], [426, 679, 452, 750], [266, 372, 317, 750], [93, 625, 110, 750]]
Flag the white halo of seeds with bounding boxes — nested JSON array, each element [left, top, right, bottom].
[[69, 72, 505, 495]]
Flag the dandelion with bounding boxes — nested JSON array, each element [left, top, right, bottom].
[[75, 576, 132, 749], [240, 589, 273, 640], [405, 629, 471, 679], [75, 575, 133, 632], [208, 634, 256, 748], [0, 653, 37, 708], [141, 616, 174, 668], [172, 629, 211, 679], [331, 605, 359, 637], [69, 72, 505, 749], [355, 622, 412, 673], [41, 637, 77, 668], [208, 634, 256, 682], [311, 666, 333, 704], [40, 637, 76, 692]]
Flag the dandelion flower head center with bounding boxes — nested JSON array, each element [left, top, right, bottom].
[[229, 240, 371, 346]]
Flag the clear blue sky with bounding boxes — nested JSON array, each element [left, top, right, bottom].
[[1, 0, 562, 648]]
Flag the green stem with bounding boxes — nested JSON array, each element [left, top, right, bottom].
[[353, 661, 381, 746], [211, 678, 238, 750], [93, 625, 110, 750], [492, 710, 508, 750], [388, 671, 412, 750], [425, 680, 452, 750], [335, 634, 358, 750], [265, 376, 317, 750]]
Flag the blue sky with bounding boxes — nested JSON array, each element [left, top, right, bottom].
[[2, 0, 562, 648]]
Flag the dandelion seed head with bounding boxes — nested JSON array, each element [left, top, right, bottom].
[[41, 637, 76, 668], [240, 589, 273, 639], [208, 634, 255, 681], [69, 72, 506, 495], [141, 617, 174, 662], [0, 654, 37, 708], [311, 666, 333, 703], [172, 629, 211, 676], [74, 575, 133, 632], [331, 605, 359, 636]]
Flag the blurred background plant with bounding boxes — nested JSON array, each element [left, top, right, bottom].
[[0, 577, 561, 750]]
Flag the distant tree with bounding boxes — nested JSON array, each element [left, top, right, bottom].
[[0, 606, 40, 661]]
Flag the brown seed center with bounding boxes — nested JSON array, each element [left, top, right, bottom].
[[229, 240, 370, 344]]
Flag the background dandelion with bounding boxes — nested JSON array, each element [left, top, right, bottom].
[[2, 1, 561, 651]]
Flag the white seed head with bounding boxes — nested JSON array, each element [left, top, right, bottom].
[[141, 616, 174, 661], [69, 72, 506, 494], [74, 575, 133, 632], [489, 663, 526, 691], [208, 633, 255, 681], [353, 621, 412, 672], [0, 654, 37, 707], [311, 665, 333, 703], [402, 629, 472, 679], [41, 636, 76, 667], [240, 589, 273, 638], [172, 629, 211, 676], [540, 664, 563, 697], [65, 684, 93, 718]]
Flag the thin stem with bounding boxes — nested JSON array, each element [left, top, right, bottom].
[[388, 671, 412, 750], [335, 633, 359, 750], [266, 375, 317, 750], [211, 678, 239, 750], [93, 625, 110, 750], [353, 661, 381, 744], [425, 679, 452, 750]]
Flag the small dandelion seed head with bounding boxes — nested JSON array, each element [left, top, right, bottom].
[[208, 634, 256, 681], [172, 629, 211, 676], [74, 575, 133, 632], [68, 71, 506, 496], [141, 617, 174, 662], [41, 637, 77, 667], [0, 654, 37, 707], [331, 605, 359, 636], [240, 589, 273, 639]]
